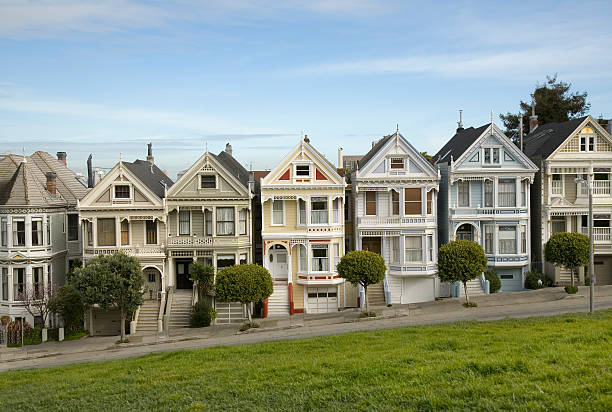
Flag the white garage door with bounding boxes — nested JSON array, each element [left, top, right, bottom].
[[498, 269, 523, 292], [307, 287, 338, 314]]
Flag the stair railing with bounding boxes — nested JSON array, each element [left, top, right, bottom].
[[383, 275, 391, 305], [163, 287, 174, 334], [480, 273, 490, 294], [157, 290, 166, 333]]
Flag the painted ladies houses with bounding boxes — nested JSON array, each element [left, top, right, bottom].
[[435, 121, 537, 293], [351, 130, 439, 305], [261, 136, 346, 315], [78, 148, 173, 335], [524, 115, 612, 285], [165, 143, 254, 324], [1, 151, 88, 325]]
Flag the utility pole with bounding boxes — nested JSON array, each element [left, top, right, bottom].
[[588, 174, 595, 313]]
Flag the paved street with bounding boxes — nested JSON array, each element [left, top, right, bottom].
[[2, 286, 612, 372]]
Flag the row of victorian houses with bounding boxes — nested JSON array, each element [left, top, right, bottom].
[[2, 114, 612, 334]]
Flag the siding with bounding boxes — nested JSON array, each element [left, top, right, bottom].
[[470, 180, 482, 208], [192, 210, 204, 236], [262, 199, 300, 233], [565, 174, 577, 203], [378, 191, 390, 217], [131, 220, 145, 245]]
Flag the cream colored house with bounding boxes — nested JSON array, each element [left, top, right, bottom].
[[261, 137, 347, 315]]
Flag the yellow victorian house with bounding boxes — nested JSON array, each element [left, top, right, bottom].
[[261, 136, 347, 316]]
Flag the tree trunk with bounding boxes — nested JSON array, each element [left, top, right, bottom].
[[463, 281, 469, 304], [246, 303, 252, 323], [571, 268, 575, 287], [364, 285, 369, 313], [120, 307, 126, 342]]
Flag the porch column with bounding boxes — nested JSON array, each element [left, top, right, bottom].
[[167, 258, 175, 288], [287, 245, 292, 285], [115, 217, 120, 247]]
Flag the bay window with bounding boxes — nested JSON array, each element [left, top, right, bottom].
[[32, 218, 43, 246], [333, 243, 340, 270], [484, 224, 494, 254], [312, 245, 329, 271], [179, 211, 190, 235], [521, 226, 526, 254], [239, 209, 247, 235], [1, 218, 7, 246], [205, 210, 213, 236], [97, 218, 115, 246], [299, 246, 307, 272], [426, 190, 433, 214], [457, 181, 469, 207], [498, 226, 516, 254], [484, 180, 493, 207], [404, 188, 421, 214], [86, 221, 93, 246], [391, 237, 400, 264], [272, 200, 284, 225], [365, 192, 377, 215], [520, 181, 526, 206], [332, 198, 340, 224], [120, 220, 129, 245], [311, 197, 328, 224], [216, 207, 235, 236], [405, 236, 423, 262], [498, 178, 516, 207], [391, 190, 399, 215], [14, 268, 25, 300], [551, 217, 566, 234], [13, 219, 25, 246], [298, 199, 306, 225], [427, 235, 434, 262]]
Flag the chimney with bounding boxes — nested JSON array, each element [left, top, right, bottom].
[[337, 148, 343, 168], [146, 142, 154, 163], [457, 109, 464, 133], [304, 135, 310, 143], [225, 143, 232, 156], [45, 172, 57, 195], [529, 95, 538, 134], [87, 154, 94, 188], [56, 152, 67, 165]]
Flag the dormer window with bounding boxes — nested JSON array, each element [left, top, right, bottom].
[[114, 185, 130, 198], [483, 148, 500, 165], [296, 165, 311, 177], [390, 158, 404, 169], [579, 128, 595, 152], [201, 175, 216, 189]]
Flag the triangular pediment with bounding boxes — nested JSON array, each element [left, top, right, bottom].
[[553, 117, 612, 157]]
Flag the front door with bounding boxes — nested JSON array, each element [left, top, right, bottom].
[[269, 247, 288, 280], [143, 268, 161, 299], [362, 237, 382, 255], [176, 259, 193, 290]]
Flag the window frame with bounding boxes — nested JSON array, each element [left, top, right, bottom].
[[365, 192, 377, 216], [457, 181, 470, 208], [311, 197, 329, 225], [216, 207, 235, 236], [498, 225, 517, 254], [145, 220, 158, 245], [113, 184, 131, 199], [391, 190, 400, 216], [67, 213, 79, 241], [200, 174, 217, 189], [1, 217, 7, 247], [498, 178, 517, 207], [13, 218, 25, 246], [390, 157, 404, 170], [97, 218, 116, 247], [404, 235, 423, 263], [178, 210, 191, 236], [404, 188, 422, 215], [311, 244, 329, 272], [271, 200, 285, 226], [239, 208, 247, 235], [483, 147, 502, 165], [31, 218, 43, 246], [294, 163, 311, 177]]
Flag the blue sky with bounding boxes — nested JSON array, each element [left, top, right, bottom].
[[1, 0, 612, 179]]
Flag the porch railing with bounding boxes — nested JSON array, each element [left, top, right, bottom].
[[581, 180, 611, 195], [581, 227, 611, 242]]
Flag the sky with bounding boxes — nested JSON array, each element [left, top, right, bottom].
[[1, 0, 612, 179]]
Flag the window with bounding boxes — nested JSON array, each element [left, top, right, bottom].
[[498, 226, 516, 254], [493, 148, 500, 163], [390, 158, 404, 169], [114, 185, 130, 198], [216, 207, 235, 236], [405, 236, 423, 262], [272, 200, 284, 225], [333, 243, 341, 270], [239, 209, 247, 235], [332, 198, 340, 224], [86, 221, 93, 246], [484, 148, 500, 164], [457, 181, 469, 207], [67, 214, 78, 241], [296, 165, 310, 176], [46, 216, 50, 245], [179, 211, 190, 235], [33, 267, 43, 298], [365, 192, 377, 216], [427, 235, 434, 262], [299, 246, 307, 272], [146, 220, 157, 244], [205, 210, 213, 236], [484, 180, 493, 207], [14, 268, 25, 300], [32, 218, 43, 246], [298, 199, 307, 225], [217, 255, 235, 269], [391, 237, 400, 264], [498, 178, 516, 207], [520, 181, 526, 207], [201, 175, 216, 189], [405, 188, 422, 214], [148, 273, 156, 283], [484, 225, 494, 254], [97, 218, 116, 246], [551, 217, 566, 234], [13, 219, 25, 246], [312, 245, 329, 271], [311, 197, 328, 224], [391, 190, 400, 215], [426, 190, 433, 214], [580, 133, 595, 152], [521, 226, 526, 254], [1, 218, 7, 246], [1, 267, 7, 300]]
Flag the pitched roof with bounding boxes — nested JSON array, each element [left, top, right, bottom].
[[357, 135, 394, 169], [0, 152, 87, 207], [434, 124, 490, 164], [123, 160, 174, 198], [523, 116, 588, 159], [214, 150, 250, 189]]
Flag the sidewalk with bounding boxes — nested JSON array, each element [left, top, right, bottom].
[[2, 286, 611, 372]]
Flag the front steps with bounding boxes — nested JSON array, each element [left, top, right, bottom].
[[169, 290, 193, 328], [366, 283, 386, 307], [136, 299, 160, 333], [464, 278, 485, 297], [268, 284, 289, 316]]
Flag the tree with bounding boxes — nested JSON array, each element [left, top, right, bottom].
[[19, 282, 56, 329], [215, 264, 273, 323], [500, 75, 590, 145], [545, 232, 589, 288], [437, 240, 487, 305], [66, 259, 82, 283], [337, 250, 386, 313], [49, 284, 85, 332], [190, 260, 215, 301], [72, 252, 144, 341]]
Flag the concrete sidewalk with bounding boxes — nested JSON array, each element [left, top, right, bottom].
[[2, 286, 611, 372]]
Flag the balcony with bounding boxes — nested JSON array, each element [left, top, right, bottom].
[[358, 216, 434, 226], [581, 180, 611, 195], [581, 227, 612, 243], [167, 236, 247, 248], [84, 246, 165, 256]]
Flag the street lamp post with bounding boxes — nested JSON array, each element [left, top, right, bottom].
[[575, 176, 595, 313]]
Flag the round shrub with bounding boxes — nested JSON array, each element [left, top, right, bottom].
[[484, 268, 501, 293], [190, 301, 216, 327], [565, 285, 579, 294], [525, 271, 551, 289]]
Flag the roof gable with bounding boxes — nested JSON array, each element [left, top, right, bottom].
[[523, 116, 590, 159]]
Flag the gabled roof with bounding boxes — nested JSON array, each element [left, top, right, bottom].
[[358, 135, 394, 169], [123, 160, 174, 198], [214, 151, 249, 189], [523, 116, 589, 159], [434, 124, 490, 164], [28, 151, 89, 204]]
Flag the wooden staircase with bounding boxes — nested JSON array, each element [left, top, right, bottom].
[[136, 299, 160, 333], [366, 283, 386, 307], [267, 283, 289, 316], [169, 290, 192, 329]]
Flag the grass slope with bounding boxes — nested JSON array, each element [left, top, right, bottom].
[[2, 311, 612, 411]]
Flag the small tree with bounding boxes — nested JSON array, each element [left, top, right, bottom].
[[438, 240, 488, 305], [545, 232, 589, 288], [49, 284, 85, 332], [215, 264, 273, 323], [337, 250, 386, 313], [190, 260, 215, 301], [72, 252, 144, 342], [19, 282, 56, 328]]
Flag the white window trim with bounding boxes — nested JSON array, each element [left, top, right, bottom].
[[389, 157, 406, 170], [144, 219, 159, 245], [482, 146, 503, 166], [199, 174, 218, 190], [390, 189, 400, 216], [271, 199, 285, 226], [178, 210, 191, 236], [112, 183, 132, 201], [579, 133, 596, 152], [238, 208, 248, 236], [293, 162, 312, 178], [120, 218, 131, 246], [311, 244, 329, 272], [310, 196, 329, 225], [456, 180, 470, 208], [297, 199, 307, 227]]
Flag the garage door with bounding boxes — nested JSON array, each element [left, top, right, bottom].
[[307, 287, 338, 314], [498, 269, 523, 292], [92, 309, 121, 336], [595, 257, 612, 285]]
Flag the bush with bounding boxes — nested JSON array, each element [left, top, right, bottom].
[[525, 271, 551, 289], [215, 264, 273, 322], [49, 285, 85, 331], [239, 322, 260, 332], [190, 301, 216, 328], [438, 240, 488, 304], [484, 268, 501, 293], [565, 285, 579, 294], [7, 321, 41, 346], [584, 276, 590, 286]]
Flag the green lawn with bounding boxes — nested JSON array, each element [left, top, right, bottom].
[[2, 311, 612, 411]]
